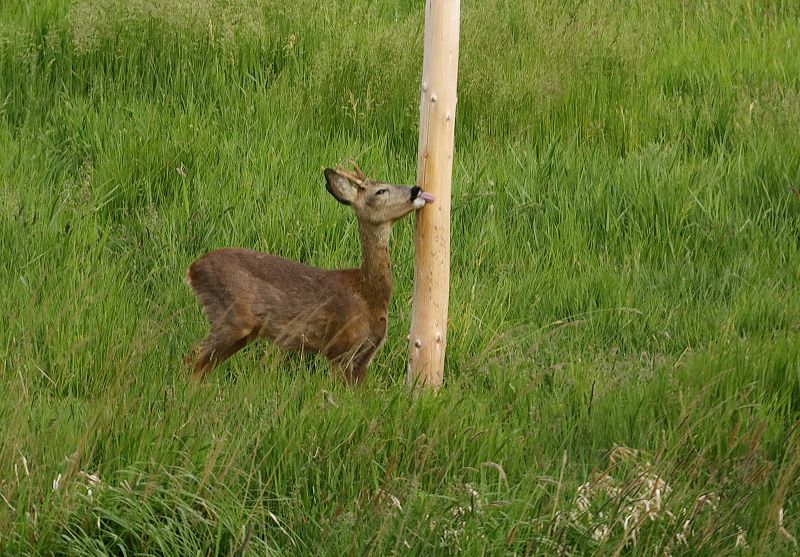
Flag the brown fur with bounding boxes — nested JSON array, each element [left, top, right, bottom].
[[186, 164, 432, 383]]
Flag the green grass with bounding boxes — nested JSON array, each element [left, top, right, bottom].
[[1, 0, 800, 554]]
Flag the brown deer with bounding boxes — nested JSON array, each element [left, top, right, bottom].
[[186, 163, 435, 383]]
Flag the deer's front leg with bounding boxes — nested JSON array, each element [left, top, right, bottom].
[[346, 345, 380, 384], [325, 329, 381, 385], [330, 350, 371, 385], [330, 361, 361, 385]]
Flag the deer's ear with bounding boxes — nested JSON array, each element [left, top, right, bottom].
[[324, 168, 357, 205]]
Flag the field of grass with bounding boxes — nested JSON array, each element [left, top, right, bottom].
[[1, 0, 799, 554]]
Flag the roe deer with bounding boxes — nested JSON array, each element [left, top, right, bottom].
[[186, 163, 435, 383]]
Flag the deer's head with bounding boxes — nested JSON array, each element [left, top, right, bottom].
[[324, 162, 435, 225]]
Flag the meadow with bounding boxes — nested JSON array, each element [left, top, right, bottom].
[[1, 0, 799, 554]]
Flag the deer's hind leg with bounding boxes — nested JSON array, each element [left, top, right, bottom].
[[192, 303, 261, 381]]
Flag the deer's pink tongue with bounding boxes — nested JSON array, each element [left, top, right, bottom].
[[420, 192, 435, 204]]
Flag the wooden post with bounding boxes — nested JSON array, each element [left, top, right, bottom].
[[407, 0, 460, 389]]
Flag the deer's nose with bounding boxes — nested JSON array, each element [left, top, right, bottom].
[[410, 186, 421, 200]]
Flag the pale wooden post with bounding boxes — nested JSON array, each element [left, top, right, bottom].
[[407, 0, 460, 388]]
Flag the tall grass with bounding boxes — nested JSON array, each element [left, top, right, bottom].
[[1, 0, 799, 554]]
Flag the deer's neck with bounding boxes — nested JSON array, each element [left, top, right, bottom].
[[358, 221, 392, 310]]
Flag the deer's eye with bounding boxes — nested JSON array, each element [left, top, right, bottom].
[[375, 188, 389, 196]]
